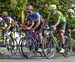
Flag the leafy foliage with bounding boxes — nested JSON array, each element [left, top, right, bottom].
[[0, 0, 75, 17], [0, 0, 27, 17]]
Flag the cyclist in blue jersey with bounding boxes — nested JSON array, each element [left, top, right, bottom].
[[25, 5, 43, 51]]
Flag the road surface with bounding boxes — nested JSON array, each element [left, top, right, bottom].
[[0, 47, 75, 62]]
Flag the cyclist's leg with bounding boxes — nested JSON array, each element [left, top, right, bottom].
[[57, 22, 66, 53], [9, 27, 14, 43], [38, 32, 42, 46], [10, 32, 14, 43], [36, 31, 43, 51], [35, 24, 43, 51], [10, 27, 17, 49]]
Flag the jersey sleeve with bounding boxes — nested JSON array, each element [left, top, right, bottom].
[[57, 11, 62, 19], [34, 12, 40, 21], [57, 11, 66, 22]]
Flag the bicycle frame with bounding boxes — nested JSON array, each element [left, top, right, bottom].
[[68, 29, 75, 48], [50, 28, 59, 48], [26, 31, 39, 49], [29, 31, 38, 42]]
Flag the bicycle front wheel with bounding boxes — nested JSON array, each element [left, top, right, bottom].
[[42, 37, 56, 59], [63, 35, 72, 57]]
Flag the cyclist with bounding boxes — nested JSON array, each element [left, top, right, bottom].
[[25, 5, 43, 51], [2, 11, 14, 31], [66, 9, 75, 38], [48, 4, 66, 53], [2, 11, 16, 49], [66, 9, 75, 29]]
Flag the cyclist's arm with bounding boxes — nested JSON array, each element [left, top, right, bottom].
[[33, 12, 41, 30], [25, 20, 34, 29], [33, 20, 40, 30], [7, 19, 14, 31], [29, 20, 34, 29], [7, 23, 12, 30], [53, 18, 60, 27]]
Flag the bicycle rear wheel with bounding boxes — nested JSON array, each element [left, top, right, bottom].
[[42, 37, 56, 59], [21, 38, 35, 58], [63, 35, 72, 57]]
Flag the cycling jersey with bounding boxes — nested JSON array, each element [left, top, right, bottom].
[[48, 11, 66, 25], [26, 12, 42, 26], [27, 12, 41, 22], [66, 16, 75, 28], [26, 12, 43, 32], [4, 17, 14, 27]]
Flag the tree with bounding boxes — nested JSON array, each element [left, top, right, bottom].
[[0, 0, 75, 17], [0, 0, 28, 17]]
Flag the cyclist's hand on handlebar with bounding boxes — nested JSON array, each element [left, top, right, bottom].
[[51, 26, 56, 30], [25, 26, 31, 30], [26, 27, 31, 30], [31, 28, 35, 32]]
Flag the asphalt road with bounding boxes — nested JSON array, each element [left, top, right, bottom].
[[0, 47, 75, 62]]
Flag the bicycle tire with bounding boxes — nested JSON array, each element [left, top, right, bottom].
[[10, 39, 18, 55], [21, 38, 35, 58], [42, 37, 56, 59], [19, 38, 23, 56], [63, 35, 72, 57]]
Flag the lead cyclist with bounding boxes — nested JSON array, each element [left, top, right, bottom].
[[48, 4, 66, 53], [24, 5, 44, 52]]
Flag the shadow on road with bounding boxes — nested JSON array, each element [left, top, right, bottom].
[[0, 54, 75, 60], [0, 47, 75, 60], [0, 54, 48, 60]]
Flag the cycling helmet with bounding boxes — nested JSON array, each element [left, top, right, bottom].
[[50, 4, 56, 10], [67, 9, 74, 13], [2, 11, 8, 16]]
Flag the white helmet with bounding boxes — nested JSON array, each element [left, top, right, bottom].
[[50, 4, 56, 10], [67, 9, 74, 13]]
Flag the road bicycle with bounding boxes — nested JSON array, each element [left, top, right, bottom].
[[20, 30, 44, 58], [42, 26, 72, 58], [4, 29, 24, 55]]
